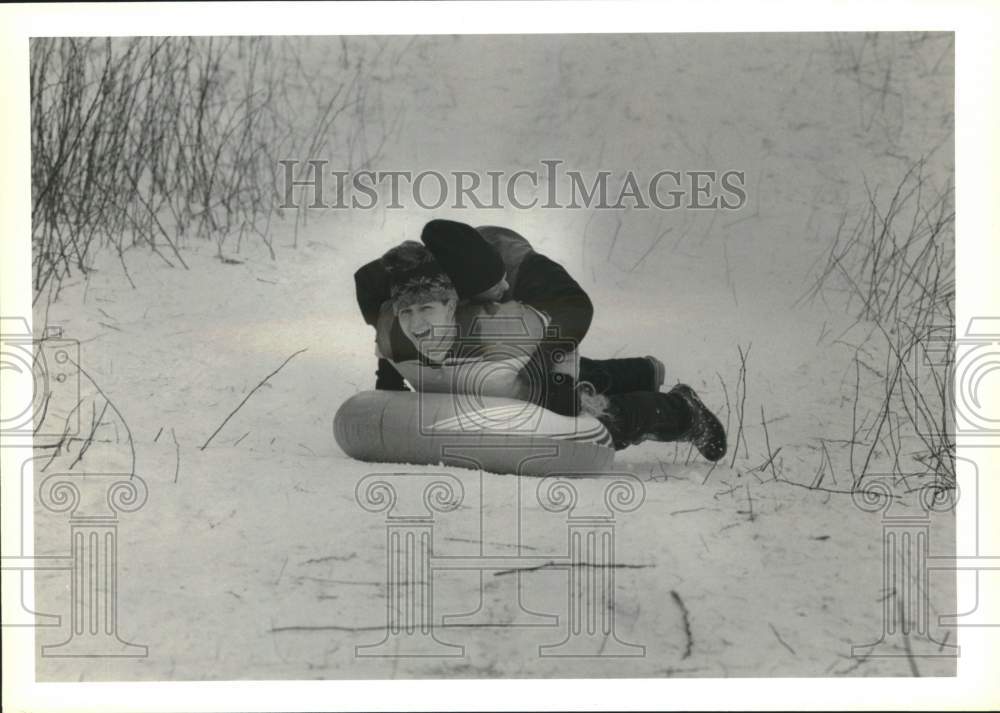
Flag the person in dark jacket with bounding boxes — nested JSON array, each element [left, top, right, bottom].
[[372, 241, 554, 402], [372, 240, 726, 460], [354, 219, 665, 397], [355, 228, 726, 461]]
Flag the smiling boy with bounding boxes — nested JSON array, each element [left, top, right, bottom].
[[370, 240, 727, 460], [354, 219, 665, 397]]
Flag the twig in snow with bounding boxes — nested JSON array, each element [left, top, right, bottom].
[[271, 624, 388, 634], [754, 446, 783, 477], [769, 623, 796, 656], [171, 428, 180, 483], [606, 211, 623, 261], [715, 371, 732, 437], [627, 223, 672, 272], [302, 553, 357, 565], [669, 507, 707, 516], [722, 240, 738, 307], [74, 359, 136, 477], [68, 399, 109, 470], [834, 651, 872, 676], [493, 561, 651, 577], [41, 430, 69, 473], [759, 405, 778, 481], [811, 449, 829, 489], [200, 348, 308, 450], [899, 592, 921, 677], [654, 457, 669, 482], [776, 475, 899, 499], [670, 590, 693, 659], [729, 343, 751, 468], [850, 353, 861, 484], [819, 439, 838, 485], [701, 458, 720, 485], [34, 391, 52, 435], [274, 556, 289, 586]]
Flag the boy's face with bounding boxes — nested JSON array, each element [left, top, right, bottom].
[[397, 299, 457, 354]]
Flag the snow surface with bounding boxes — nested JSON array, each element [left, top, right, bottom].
[[29, 33, 957, 679]]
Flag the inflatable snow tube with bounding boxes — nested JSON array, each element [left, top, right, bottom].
[[334, 391, 615, 476]]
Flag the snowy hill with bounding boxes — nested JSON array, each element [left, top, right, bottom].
[[27, 33, 957, 679]]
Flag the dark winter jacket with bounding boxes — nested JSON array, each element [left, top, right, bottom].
[[353, 225, 594, 391]]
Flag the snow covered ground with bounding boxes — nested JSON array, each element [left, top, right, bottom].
[[27, 33, 957, 679]]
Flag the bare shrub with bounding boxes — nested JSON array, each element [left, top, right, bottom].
[[803, 161, 955, 486], [30, 37, 400, 302]]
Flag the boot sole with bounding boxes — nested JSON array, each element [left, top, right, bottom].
[[671, 384, 727, 462]]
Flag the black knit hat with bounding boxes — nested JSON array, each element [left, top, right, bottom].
[[420, 219, 505, 299], [381, 240, 457, 313]]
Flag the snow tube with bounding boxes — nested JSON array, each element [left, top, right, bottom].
[[334, 391, 615, 476]]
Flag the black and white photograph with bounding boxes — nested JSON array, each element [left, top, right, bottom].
[[1, 2, 998, 711]]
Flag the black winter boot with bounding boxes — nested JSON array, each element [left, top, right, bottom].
[[667, 384, 727, 462], [598, 385, 727, 461], [599, 390, 691, 450]]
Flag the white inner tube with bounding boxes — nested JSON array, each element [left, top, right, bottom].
[[334, 391, 615, 476]]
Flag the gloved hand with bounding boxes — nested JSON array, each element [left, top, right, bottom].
[[375, 358, 409, 391]]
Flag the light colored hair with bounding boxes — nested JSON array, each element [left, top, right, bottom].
[[381, 241, 457, 313]]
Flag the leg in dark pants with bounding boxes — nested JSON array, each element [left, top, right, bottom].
[[536, 371, 727, 462], [597, 386, 728, 461], [598, 391, 692, 450], [578, 356, 665, 395]]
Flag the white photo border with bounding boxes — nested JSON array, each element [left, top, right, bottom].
[[1, 1, 997, 711]]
